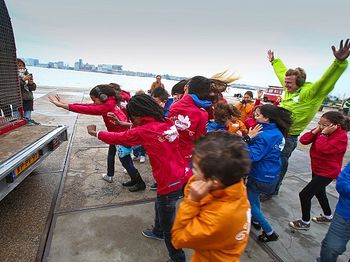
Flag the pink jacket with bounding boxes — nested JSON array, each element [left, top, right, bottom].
[[168, 95, 208, 163], [68, 96, 128, 132], [97, 117, 190, 194]]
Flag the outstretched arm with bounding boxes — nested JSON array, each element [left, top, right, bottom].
[[48, 95, 69, 110], [268, 49, 288, 88]]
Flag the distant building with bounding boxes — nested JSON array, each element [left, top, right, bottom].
[[25, 58, 39, 66]]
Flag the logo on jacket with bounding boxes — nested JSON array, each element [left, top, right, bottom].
[[275, 137, 285, 151], [174, 115, 191, 131], [158, 125, 179, 142], [235, 208, 251, 241]]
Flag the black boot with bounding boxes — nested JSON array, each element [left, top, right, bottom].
[[122, 180, 137, 187], [128, 170, 146, 192]]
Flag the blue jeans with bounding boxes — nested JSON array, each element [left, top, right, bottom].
[[317, 212, 350, 262], [24, 110, 32, 120], [107, 145, 137, 177], [273, 135, 298, 195], [152, 190, 185, 262], [247, 177, 277, 234]]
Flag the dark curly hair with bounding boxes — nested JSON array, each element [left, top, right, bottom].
[[193, 132, 251, 186]]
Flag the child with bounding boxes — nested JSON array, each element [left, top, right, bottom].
[[87, 94, 187, 262], [172, 132, 251, 261], [168, 76, 212, 165], [151, 86, 173, 117], [318, 162, 350, 262], [207, 102, 230, 132], [245, 104, 292, 242], [289, 111, 350, 230], [226, 104, 248, 136], [235, 91, 255, 122], [48, 84, 146, 192]]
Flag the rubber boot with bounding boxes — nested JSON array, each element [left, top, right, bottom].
[[128, 170, 146, 192]]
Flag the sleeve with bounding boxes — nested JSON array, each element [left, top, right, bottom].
[[246, 136, 271, 162], [299, 130, 317, 145], [195, 111, 209, 138], [304, 59, 348, 99], [97, 128, 144, 146], [271, 58, 288, 91], [314, 131, 348, 154], [172, 199, 235, 250], [239, 120, 248, 135], [68, 98, 115, 116], [336, 163, 350, 196]]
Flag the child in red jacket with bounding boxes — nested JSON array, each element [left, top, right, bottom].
[[48, 84, 145, 192], [289, 111, 350, 230], [87, 94, 188, 262]]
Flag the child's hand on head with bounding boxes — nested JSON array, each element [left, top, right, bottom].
[[312, 125, 321, 134], [322, 124, 338, 135], [189, 180, 213, 202]]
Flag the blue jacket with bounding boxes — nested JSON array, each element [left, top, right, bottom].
[[335, 162, 350, 221], [247, 122, 285, 183], [207, 121, 226, 132]]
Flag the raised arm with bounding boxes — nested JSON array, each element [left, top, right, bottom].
[[268, 49, 288, 89], [48, 95, 69, 110]]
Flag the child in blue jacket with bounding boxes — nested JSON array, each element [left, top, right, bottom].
[[246, 104, 292, 242]]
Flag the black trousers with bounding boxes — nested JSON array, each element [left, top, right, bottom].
[[299, 173, 333, 221]]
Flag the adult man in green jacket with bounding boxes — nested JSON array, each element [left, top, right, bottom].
[[267, 39, 350, 197]]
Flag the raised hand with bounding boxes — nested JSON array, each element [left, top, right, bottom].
[[267, 49, 275, 62], [257, 90, 264, 99], [332, 39, 350, 61]]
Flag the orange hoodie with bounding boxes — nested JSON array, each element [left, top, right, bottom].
[[172, 176, 251, 262]]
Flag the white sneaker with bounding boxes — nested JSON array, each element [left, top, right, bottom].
[[140, 156, 146, 163], [102, 174, 113, 183], [132, 155, 140, 161], [123, 168, 128, 174]]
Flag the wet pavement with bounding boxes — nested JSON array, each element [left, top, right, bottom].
[[0, 86, 349, 261]]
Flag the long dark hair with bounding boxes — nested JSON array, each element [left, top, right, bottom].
[[322, 111, 350, 131], [258, 104, 292, 137], [89, 84, 118, 102], [126, 94, 165, 122]]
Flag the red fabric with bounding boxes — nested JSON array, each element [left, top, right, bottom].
[[168, 95, 208, 163], [119, 90, 131, 102], [300, 127, 348, 179], [97, 117, 190, 194], [68, 96, 128, 132]]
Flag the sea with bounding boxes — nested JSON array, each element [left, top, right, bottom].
[[28, 66, 258, 102]]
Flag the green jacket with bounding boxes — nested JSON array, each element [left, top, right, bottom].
[[272, 58, 348, 135]]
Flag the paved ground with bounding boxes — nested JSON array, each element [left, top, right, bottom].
[[0, 86, 349, 262]]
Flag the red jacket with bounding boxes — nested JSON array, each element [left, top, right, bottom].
[[168, 95, 208, 163], [68, 96, 128, 132], [119, 90, 131, 116], [300, 127, 348, 179], [97, 117, 189, 195]]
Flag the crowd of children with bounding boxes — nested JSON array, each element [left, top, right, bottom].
[[47, 38, 350, 261]]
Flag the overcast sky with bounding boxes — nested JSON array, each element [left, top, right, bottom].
[[6, 0, 350, 97]]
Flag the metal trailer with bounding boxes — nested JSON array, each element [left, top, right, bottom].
[[0, 0, 68, 201]]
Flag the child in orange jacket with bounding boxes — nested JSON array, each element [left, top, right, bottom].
[[172, 132, 251, 262]]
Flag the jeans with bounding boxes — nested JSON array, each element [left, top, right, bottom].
[[132, 145, 146, 157], [247, 177, 277, 234], [299, 173, 333, 222], [107, 145, 137, 177], [152, 190, 185, 262], [317, 212, 350, 262], [24, 110, 32, 120], [273, 135, 298, 195]]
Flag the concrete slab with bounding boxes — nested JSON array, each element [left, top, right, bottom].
[[46, 202, 273, 262], [58, 147, 156, 211], [259, 175, 350, 262]]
